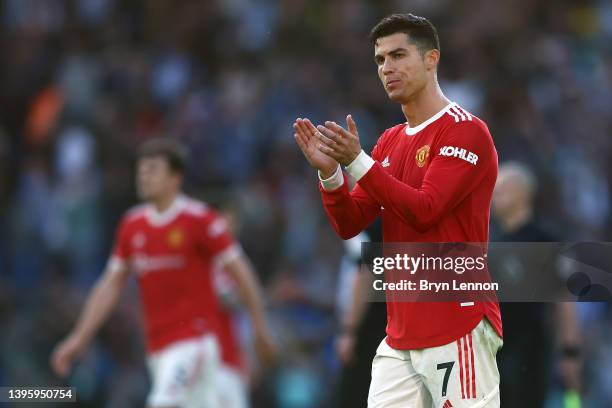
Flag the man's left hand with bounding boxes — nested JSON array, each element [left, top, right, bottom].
[[254, 323, 278, 367], [316, 114, 363, 166]]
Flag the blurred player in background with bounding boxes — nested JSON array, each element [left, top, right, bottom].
[[294, 13, 503, 407], [212, 206, 264, 408], [492, 161, 581, 407], [212, 264, 250, 408], [335, 231, 371, 366], [51, 138, 275, 408], [334, 222, 387, 408]]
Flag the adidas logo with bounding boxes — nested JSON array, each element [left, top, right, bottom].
[[381, 156, 390, 168]]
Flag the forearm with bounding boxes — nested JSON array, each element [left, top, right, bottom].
[[556, 303, 581, 348], [225, 256, 268, 330], [322, 191, 375, 239], [71, 271, 126, 343], [347, 152, 432, 228], [342, 268, 369, 333], [320, 169, 379, 239], [346, 149, 486, 230]]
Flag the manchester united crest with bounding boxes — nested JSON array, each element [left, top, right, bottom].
[[167, 228, 184, 248], [415, 145, 430, 168]]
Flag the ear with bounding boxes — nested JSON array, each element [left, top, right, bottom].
[[424, 49, 440, 71]]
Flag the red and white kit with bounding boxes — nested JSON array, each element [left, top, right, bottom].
[[108, 195, 242, 407], [320, 102, 503, 407], [213, 267, 249, 408]]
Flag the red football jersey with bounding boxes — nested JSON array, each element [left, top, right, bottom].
[[109, 195, 240, 353], [215, 307, 243, 370], [321, 102, 502, 349]]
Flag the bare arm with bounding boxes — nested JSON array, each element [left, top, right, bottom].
[[337, 266, 371, 364], [223, 253, 276, 365], [556, 302, 582, 391], [51, 263, 130, 376], [556, 303, 580, 347], [342, 266, 370, 334]]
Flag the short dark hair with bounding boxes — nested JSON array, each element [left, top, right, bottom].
[[137, 138, 188, 174], [369, 13, 440, 54]]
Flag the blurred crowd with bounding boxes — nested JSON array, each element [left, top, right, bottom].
[[0, 0, 611, 406]]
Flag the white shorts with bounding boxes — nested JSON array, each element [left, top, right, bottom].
[[216, 364, 249, 408], [368, 318, 503, 408], [146, 334, 220, 408]]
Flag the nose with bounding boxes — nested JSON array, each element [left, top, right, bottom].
[[382, 56, 394, 75]]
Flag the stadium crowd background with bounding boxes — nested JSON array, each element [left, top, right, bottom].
[[0, 0, 611, 406]]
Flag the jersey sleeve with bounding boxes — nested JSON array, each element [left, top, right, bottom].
[[107, 216, 131, 273], [319, 134, 385, 239], [198, 211, 241, 265], [356, 121, 496, 231]]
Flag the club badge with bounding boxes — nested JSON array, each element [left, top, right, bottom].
[[415, 145, 430, 168], [167, 228, 184, 248]]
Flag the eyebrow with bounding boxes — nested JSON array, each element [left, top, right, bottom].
[[374, 47, 409, 61]]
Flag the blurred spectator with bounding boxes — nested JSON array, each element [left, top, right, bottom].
[[492, 162, 582, 407], [1, 0, 611, 406]]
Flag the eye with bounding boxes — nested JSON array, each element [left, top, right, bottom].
[[374, 56, 384, 65]]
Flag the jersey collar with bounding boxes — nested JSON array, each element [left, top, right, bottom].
[[405, 101, 455, 136], [145, 194, 187, 227]]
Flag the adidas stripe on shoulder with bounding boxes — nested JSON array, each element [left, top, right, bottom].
[[446, 105, 473, 123]]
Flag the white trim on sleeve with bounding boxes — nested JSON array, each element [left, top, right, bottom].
[[318, 164, 344, 191], [346, 150, 375, 181], [214, 244, 243, 267], [106, 256, 128, 274]]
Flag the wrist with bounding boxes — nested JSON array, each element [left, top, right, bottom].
[[319, 164, 344, 191], [71, 329, 91, 347], [346, 150, 375, 181], [344, 149, 362, 167], [253, 317, 269, 334], [319, 165, 338, 180]]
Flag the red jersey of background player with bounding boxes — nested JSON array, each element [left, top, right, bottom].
[[213, 266, 246, 372], [321, 102, 502, 349], [109, 194, 240, 354]]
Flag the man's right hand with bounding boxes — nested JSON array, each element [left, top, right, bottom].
[[50, 334, 87, 377], [293, 118, 339, 178]]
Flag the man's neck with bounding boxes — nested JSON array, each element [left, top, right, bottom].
[[401, 81, 450, 128], [151, 192, 180, 213]]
